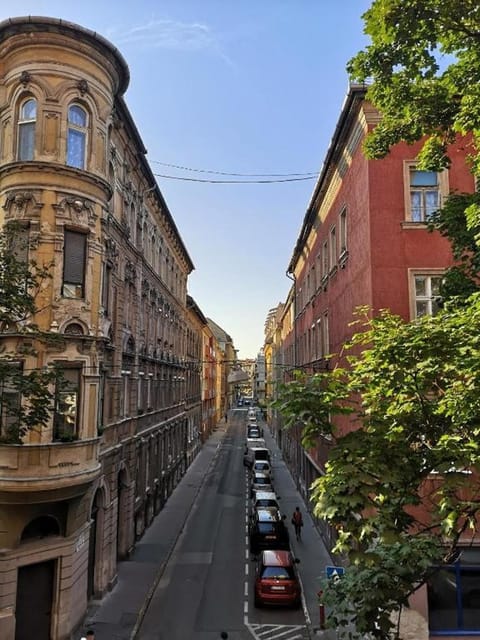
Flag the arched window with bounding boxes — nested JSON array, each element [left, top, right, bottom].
[[66, 104, 88, 169], [18, 98, 36, 161]]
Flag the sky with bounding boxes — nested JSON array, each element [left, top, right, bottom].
[[0, 0, 372, 358]]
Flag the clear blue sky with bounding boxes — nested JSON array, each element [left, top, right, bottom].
[[2, 0, 372, 358]]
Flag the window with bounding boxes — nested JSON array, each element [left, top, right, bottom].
[[322, 312, 329, 356], [63, 230, 87, 298], [18, 98, 36, 161], [413, 273, 442, 317], [66, 104, 88, 169], [0, 362, 22, 437], [329, 226, 337, 271], [53, 367, 81, 441], [322, 240, 329, 280], [339, 208, 347, 254], [405, 164, 447, 222], [428, 548, 480, 633]]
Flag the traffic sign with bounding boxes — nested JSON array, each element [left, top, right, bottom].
[[326, 565, 345, 579]]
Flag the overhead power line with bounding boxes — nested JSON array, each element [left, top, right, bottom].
[[150, 159, 318, 178], [152, 172, 317, 184]]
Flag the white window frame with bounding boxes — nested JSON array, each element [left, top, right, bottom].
[[403, 162, 449, 223], [329, 226, 337, 272], [408, 269, 444, 319]]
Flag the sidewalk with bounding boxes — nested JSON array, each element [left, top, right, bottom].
[[75, 413, 336, 639], [75, 424, 227, 640]]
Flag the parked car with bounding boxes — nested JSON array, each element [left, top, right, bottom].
[[243, 441, 267, 467], [252, 460, 272, 477], [251, 491, 281, 516], [254, 549, 301, 608], [249, 507, 289, 555], [250, 471, 274, 497], [246, 426, 261, 439]]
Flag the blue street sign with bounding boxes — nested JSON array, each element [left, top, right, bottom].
[[326, 565, 345, 579]]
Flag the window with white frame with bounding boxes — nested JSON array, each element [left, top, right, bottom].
[[18, 98, 36, 161], [405, 163, 447, 222], [66, 104, 88, 169], [412, 272, 443, 318]]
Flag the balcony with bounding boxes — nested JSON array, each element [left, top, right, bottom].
[[0, 438, 101, 502]]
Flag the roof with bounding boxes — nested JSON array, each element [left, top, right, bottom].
[[287, 84, 367, 274], [206, 318, 233, 344]]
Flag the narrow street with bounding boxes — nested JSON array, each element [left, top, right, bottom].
[[80, 409, 334, 639]]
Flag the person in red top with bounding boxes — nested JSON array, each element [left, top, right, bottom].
[[292, 506, 303, 541]]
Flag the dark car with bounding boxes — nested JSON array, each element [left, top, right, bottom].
[[249, 507, 289, 555], [254, 549, 301, 608]]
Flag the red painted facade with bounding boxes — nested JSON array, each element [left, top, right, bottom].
[[279, 86, 478, 639]]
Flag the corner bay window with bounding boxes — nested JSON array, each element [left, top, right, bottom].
[[63, 230, 87, 298]]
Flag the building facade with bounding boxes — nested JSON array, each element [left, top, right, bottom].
[[266, 85, 477, 638], [0, 16, 208, 640]]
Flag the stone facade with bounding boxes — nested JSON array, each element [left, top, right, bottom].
[[0, 16, 205, 640]]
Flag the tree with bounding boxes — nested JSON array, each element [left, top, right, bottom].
[[274, 3, 480, 636], [274, 302, 480, 638], [0, 224, 60, 443], [348, 0, 480, 228]]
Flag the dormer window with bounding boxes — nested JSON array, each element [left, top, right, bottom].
[[66, 104, 88, 169], [18, 98, 36, 161]]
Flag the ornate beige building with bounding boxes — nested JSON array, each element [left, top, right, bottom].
[[0, 16, 205, 640]]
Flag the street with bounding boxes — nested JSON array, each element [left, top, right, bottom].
[[135, 409, 309, 639], [79, 409, 333, 640]]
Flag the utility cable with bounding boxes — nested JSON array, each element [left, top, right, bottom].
[[150, 159, 318, 178]]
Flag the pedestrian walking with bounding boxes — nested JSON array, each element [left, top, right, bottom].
[[291, 506, 303, 541]]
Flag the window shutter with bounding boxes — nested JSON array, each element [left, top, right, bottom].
[[64, 231, 86, 284]]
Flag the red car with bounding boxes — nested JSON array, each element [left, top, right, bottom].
[[254, 550, 301, 608]]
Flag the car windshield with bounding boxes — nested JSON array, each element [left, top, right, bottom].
[[261, 566, 292, 580], [256, 499, 277, 508], [254, 478, 271, 487]]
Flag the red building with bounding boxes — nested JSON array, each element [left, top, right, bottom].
[[277, 85, 477, 638]]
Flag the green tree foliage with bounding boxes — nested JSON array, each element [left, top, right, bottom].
[[274, 302, 480, 638], [348, 0, 480, 232], [0, 224, 60, 443]]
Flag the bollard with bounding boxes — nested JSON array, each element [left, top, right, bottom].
[[318, 590, 326, 630]]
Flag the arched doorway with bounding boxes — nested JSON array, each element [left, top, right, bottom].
[[16, 516, 61, 639]]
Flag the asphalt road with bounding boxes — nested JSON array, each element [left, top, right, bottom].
[[135, 409, 309, 640]]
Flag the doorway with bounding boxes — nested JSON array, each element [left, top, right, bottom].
[[16, 560, 55, 640]]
